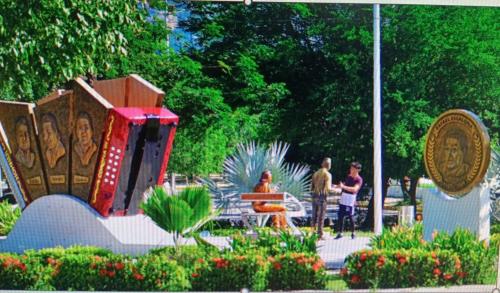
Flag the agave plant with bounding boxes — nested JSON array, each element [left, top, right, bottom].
[[201, 141, 311, 212], [487, 149, 500, 220], [141, 186, 220, 247]]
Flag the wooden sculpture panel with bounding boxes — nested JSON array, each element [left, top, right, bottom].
[[71, 78, 113, 201], [0, 101, 48, 200], [92, 77, 127, 107], [35, 94, 71, 194]]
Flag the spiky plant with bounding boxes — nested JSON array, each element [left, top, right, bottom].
[[141, 186, 220, 247], [202, 141, 311, 212], [487, 149, 500, 221]]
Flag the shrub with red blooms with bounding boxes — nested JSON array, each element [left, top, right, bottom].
[[51, 253, 189, 291], [267, 252, 326, 290], [0, 254, 40, 290], [191, 253, 268, 291], [342, 249, 463, 289]]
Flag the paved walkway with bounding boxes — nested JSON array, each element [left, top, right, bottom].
[[316, 235, 371, 269], [334, 285, 496, 292]]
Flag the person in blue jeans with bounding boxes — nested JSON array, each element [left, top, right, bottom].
[[335, 162, 363, 239]]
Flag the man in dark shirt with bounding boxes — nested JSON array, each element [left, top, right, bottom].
[[335, 161, 363, 239]]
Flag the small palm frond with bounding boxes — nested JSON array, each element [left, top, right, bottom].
[[141, 186, 215, 244], [178, 186, 211, 225]]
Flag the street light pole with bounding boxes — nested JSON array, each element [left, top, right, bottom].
[[373, 3, 383, 235]]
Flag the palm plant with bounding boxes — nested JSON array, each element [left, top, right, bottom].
[[201, 141, 311, 212], [0, 201, 20, 235], [141, 186, 220, 247]]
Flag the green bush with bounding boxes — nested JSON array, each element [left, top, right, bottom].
[[134, 254, 191, 291], [370, 224, 497, 285], [343, 250, 463, 289], [191, 253, 269, 291], [432, 229, 496, 284], [231, 229, 319, 256], [149, 245, 217, 271], [370, 224, 427, 250], [25, 245, 113, 260], [0, 201, 20, 235], [52, 254, 189, 291], [267, 252, 326, 290]]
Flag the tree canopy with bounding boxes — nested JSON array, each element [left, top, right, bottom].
[[0, 1, 498, 180]]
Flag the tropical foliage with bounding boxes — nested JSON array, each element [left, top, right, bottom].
[[0, 201, 20, 235], [201, 141, 311, 211], [141, 186, 219, 247]]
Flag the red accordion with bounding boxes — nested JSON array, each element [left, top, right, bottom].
[[90, 108, 178, 216]]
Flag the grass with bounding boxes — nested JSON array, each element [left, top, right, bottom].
[[199, 225, 376, 238], [325, 273, 348, 291]]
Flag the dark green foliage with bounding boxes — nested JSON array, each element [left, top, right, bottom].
[[102, 16, 282, 176], [186, 3, 499, 183]]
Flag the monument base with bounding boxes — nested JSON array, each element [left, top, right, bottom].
[[423, 185, 490, 242], [0, 195, 198, 255]]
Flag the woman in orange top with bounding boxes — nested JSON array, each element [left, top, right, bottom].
[[252, 170, 287, 229]]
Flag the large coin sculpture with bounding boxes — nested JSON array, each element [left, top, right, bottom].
[[424, 109, 491, 197]]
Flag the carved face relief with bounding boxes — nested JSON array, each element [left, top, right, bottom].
[[76, 117, 93, 147], [41, 114, 65, 169]]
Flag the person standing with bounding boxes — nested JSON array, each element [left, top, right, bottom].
[[335, 161, 363, 239], [310, 157, 334, 239]]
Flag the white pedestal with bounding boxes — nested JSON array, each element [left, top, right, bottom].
[[423, 185, 490, 242], [0, 195, 194, 255]]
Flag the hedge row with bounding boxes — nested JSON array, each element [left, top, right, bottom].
[[343, 249, 470, 289], [0, 246, 326, 291]]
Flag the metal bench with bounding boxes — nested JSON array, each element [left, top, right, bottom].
[[239, 192, 305, 234]]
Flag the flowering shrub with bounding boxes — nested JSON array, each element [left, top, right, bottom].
[[0, 245, 326, 291], [0, 254, 40, 289], [371, 224, 497, 284], [343, 249, 464, 289], [191, 253, 269, 291], [52, 254, 189, 291], [267, 252, 326, 290]]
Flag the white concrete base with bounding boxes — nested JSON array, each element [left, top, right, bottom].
[[0, 195, 198, 255], [423, 185, 490, 241]]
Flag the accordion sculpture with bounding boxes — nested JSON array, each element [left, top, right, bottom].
[[0, 75, 178, 217]]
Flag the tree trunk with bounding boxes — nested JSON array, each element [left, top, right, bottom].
[[409, 176, 419, 219], [362, 176, 390, 230]]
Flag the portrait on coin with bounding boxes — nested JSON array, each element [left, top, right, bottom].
[[437, 129, 470, 186]]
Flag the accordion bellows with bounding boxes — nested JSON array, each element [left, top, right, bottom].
[[0, 75, 178, 217]]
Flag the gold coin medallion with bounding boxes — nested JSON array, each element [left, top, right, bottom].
[[424, 109, 490, 197]]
